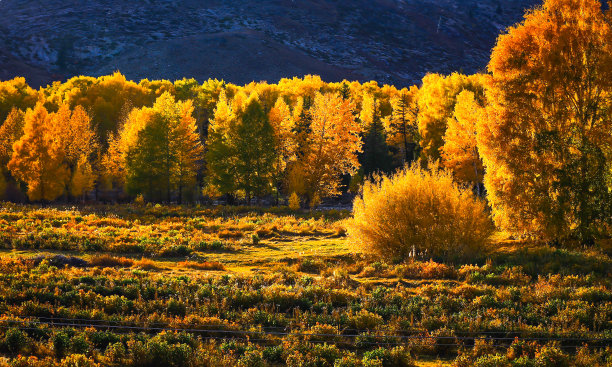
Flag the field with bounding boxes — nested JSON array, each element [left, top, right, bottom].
[[0, 204, 609, 366]]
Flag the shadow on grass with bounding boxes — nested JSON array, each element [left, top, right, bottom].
[[491, 244, 612, 277]]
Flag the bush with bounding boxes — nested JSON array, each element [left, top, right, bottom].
[[60, 354, 99, 367], [178, 261, 225, 271], [134, 258, 159, 270], [89, 255, 134, 268], [289, 193, 301, 210], [3, 328, 27, 354], [348, 165, 493, 262]]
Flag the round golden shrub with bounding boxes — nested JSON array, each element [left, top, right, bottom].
[[348, 165, 493, 261]]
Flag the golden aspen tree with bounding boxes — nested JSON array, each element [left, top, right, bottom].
[[52, 104, 99, 196], [268, 97, 297, 202], [206, 92, 277, 202], [8, 103, 69, 201], [171, 99, 205, 203], [290, 92, 362, 202], [205, 91, 236, 194], [0, 109, 25, 168], [102, 107, 151, 190], [43, 72, 151, 142], [480, 0, 612, 242], [125, 92, 203, 202], [417, 73, 485, 163], [359, 92, 378, 128], [0, 109, 26, 199], [441, 90, 485, 193], [0, 77, 38, 124], [386, 86, 419, 163], [70, 156, 95, 200]]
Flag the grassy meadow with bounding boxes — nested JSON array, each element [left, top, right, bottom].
[[0, 203, 609, 366]]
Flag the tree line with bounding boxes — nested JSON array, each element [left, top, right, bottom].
[[1, 0, 611, 243]]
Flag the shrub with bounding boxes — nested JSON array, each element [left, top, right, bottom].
[[53, 331, 71, 359], [348, 165, 493, 262], [3, 328, 27, 354], [178, 261, 226, 271], [89, 255, 134, 268], [134, 258, 159, 270], [289, 193, 301, 210], [60, 354, 99, 367], [105, 342, 127, 364]]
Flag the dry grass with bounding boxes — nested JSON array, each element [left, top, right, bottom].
[[89, 254, 134, 267], [178, 260, 226, 271], [134, 258, 159, 270]]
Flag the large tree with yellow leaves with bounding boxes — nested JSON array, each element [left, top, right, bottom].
[[8, 104, 69, 201], [479, 0, 612, 242], [289, 92, 362, 203]]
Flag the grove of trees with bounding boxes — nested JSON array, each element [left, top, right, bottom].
[[0, 0, 611, 245]]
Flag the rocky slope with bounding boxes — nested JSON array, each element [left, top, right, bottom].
[[0, 0, 538, 87]]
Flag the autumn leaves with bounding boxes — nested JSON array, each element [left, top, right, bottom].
[[8, 104, 97, 201], [0, 0, 611, 246], [207, 91, 362, 205], [104, 93, 203, 203], [481, 0, 612, 242]]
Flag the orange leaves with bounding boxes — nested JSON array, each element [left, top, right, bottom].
[[8, 103, 69, 201], [441, 90, 485, 187], [348, 164, 492, 261], [0, 108, 25, 168], [291, 92, 362, 201], [417, 73, 486, 163], [482, 0, 612, 241]]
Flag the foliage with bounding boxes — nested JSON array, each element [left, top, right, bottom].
[[385, 86, 419, 164], [0, 77, 38, 125], [348, 164, 493, 261], [441, 90, 486, 190], [206, 92, 277, 202], [480, 0, 612, 243], [417, 73, 486, 163], [123, 93, 203, 202], [289, 92, 362, 202], [288, 192, 301, 210], [8, 103, 69, 201], [360, 93, 393, 177]]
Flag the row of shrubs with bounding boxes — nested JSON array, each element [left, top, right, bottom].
[[0, 327, 609, 366], [0, 255, 608, 364], [0, 204, 344, 257]]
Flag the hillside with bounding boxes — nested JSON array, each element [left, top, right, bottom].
[[0, 0, 538, 87]]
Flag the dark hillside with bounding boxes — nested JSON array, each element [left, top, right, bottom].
[[0, 0, 538, 87]]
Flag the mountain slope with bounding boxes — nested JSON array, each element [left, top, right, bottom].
[[0, 0, 539, 87]]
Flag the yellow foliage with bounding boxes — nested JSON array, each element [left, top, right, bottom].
[[0, 77, 38, 124], [290, 92, 362, 201], [441, 90, 485, 187], [269, 97, 297, 173], [417, 73, 486, 163], [481, 0, 612, 241], [309, 193, 321, 209], [70, 155, 95, 199], [202, 184, 222, 199], [8, 103, 69, 201], [0, 108, 25, 167], [348, 164, 493, 261], [288, 192, 301, 210], [102, 106, 152, 189]]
